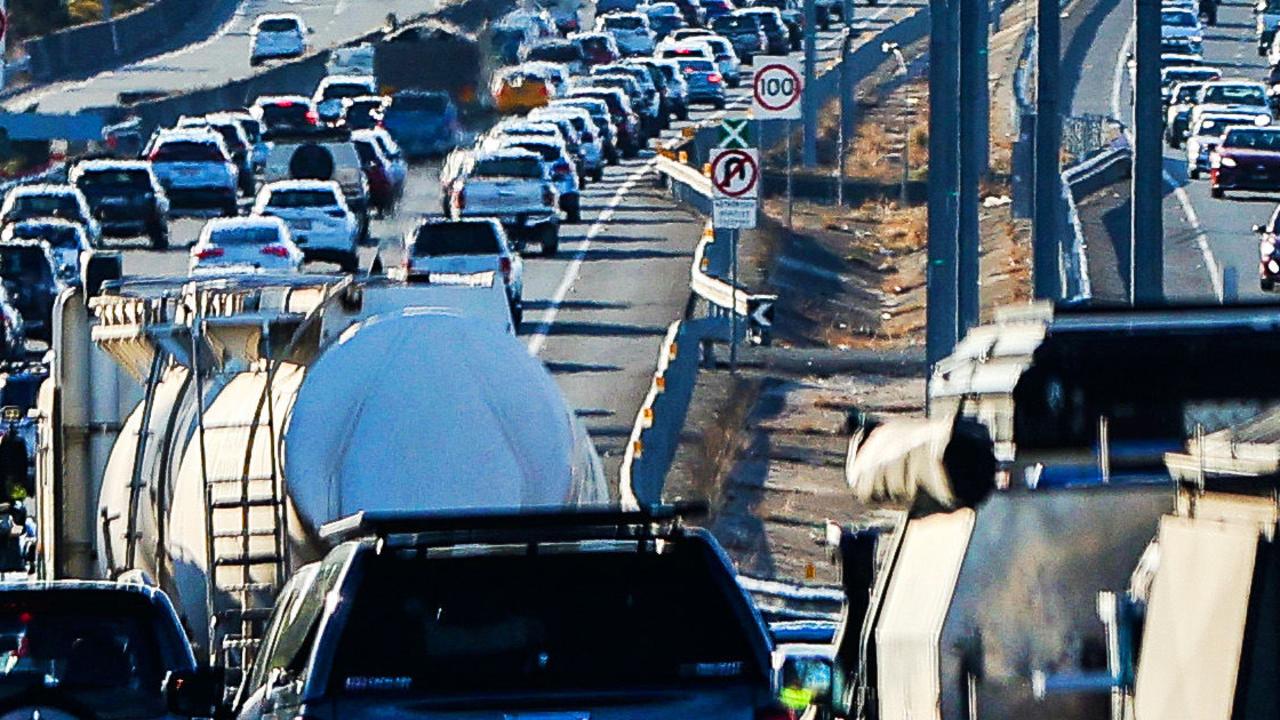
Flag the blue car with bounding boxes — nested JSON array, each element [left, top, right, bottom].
[[383, 91, 462, 159], [676, 57, 727, 108]]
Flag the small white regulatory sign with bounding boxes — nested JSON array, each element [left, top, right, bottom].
[[710, 148, 760, 200], [751, 56, 804, 120], [713, 198, 758, 229]]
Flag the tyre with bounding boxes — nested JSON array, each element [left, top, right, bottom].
[[606, 144, 621, 165], [1211, 185, 1225, 198], [340, 252, 359, 274], [511, 300, 524, 327], [593, 167, 604, 182], [1189, 167, 1200, 180], [148, 220, 169, 250], [222, 200, 239, 217], [714, 98, 726, 110], [540, 226, 560, 257], [678, 107, 690, 121], [564, 194, 582, 224], [1263, 278, 1275, 291]]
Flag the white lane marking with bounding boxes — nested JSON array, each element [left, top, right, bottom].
[[526, 160, 656, 357], [1111, 21, 1223, 301], [334, 0, 348, 15]]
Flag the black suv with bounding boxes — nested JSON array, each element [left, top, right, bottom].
[[168, 506, 789, 720], [711, 14, 768, 62], [70, 160, 170, 249], [0, 581, 197, 720]]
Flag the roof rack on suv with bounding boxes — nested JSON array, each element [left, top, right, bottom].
[[319, 501, 709, 546]]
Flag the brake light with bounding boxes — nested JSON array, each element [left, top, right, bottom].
[[553, 160, 571, 178], [196, 247, 225, 260], [542, 186, 555, 206], [540, 85, 550, 97], [261, 244, 291, 258], [148, 150, 159, 161], [677, 48, 694, 54], [277, 101, 295, 108], [305, 110, 319, 125], [456, 188, 466, 210], [499, 256, 513, 283], [684, 67, 695, 74], [708, 73, 723, 84]]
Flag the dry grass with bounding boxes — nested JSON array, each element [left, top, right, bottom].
[[847, 123, 897, 180]]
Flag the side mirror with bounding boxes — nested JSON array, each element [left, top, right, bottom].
[[164, 666, 227, 718], [1255, 224, 1267, 233], [776, 650, 834, 710]]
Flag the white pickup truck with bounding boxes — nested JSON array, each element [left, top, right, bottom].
[[445, 148, 561, 256], [1260, 0, 1280, 54]]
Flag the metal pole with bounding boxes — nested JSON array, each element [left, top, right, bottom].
[[843, 0, 853, 26], [103, 0, 112, 20], [0, 0, 7, 89], [838, 30, 854, 206], [1132, 0, 1164, 303], [958, 0, 989, 331], [901, 102, 910, 206], [926, 0, 961, 370], [1032, 0, 1062, 300], [803, 0, 818, 167], [786, 120, 794, 228], [730, 229, 739, 372]]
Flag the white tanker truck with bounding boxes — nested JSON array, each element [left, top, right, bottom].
[[34, 273, 608, 669]]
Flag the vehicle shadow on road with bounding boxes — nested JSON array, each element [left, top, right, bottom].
[[545, 321, 669, 337], [545, 361, 625, 374], [580, 248, 693, 262]]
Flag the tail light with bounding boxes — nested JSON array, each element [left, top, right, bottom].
[[261, 244, 291, 258], [542, 186, 555, 206], [305, 110, 319, 125], [499, 256, 513, 283], [708, 73, 723, 84], [540, 85, 550, 97], [456, 188, 466, 210], [148, 149, 160, 161], [553, 160, 571, 179], [196, 247, 225, 260]]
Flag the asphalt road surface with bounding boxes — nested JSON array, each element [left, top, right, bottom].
[[1067, 0, 1265, 301], [49, 0, 919, 479]]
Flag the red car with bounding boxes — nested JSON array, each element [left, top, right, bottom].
[[1210, 125, 1280, 199], [572, 32, 621, 67]]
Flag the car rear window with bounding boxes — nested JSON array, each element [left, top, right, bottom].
[[680, 59, 716, 72], [472, 157, 544, 178], [391, 93, 449, 112], [259, 17, 299, 32], [0, 591, 170, 714], [267, 189, 338, 208], [605, 15, 645, 29], [76, 170, 151, 189], [327, 548, 762, 696], [578, 36, 612, 52], [1223, 128, 1280, 150], [209, 225, 282, 245], [10, 225, 81, 248], [527, 43, 582, 63], [261, 103, 311, 125], [1203, 85, 1267, 105], [152, 141, 224, 163], [412, 223, 501, 256], [322, 83, 371, 101], [8, 196, 82, 219]]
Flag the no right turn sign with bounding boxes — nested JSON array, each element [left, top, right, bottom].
[[751, 56, 803, 120]]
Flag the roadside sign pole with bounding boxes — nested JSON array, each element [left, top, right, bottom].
[[803, 0, 818, 168], [730, 229, 739, 373], [1132, 0, 1164, 303], [786, 121, 794, 229]]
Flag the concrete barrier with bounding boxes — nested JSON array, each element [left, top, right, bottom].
[[24, 0, 241, 82]]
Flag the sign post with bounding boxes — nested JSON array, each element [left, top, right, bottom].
[[751, 57, 803, 229], [710, 147, 761, 373]]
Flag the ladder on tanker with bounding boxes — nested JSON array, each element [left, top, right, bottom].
[[193, 350, 290, 673]]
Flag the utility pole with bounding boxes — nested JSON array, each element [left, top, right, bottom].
[[926, 0, 960, 370], [1032, 0, 1062, 300], [802, 0, 818, 167], [103, 0, 113, 20], [1132, 0, 1164, 303], [958, 0, 989, 331], [838, 29, 855, 206]]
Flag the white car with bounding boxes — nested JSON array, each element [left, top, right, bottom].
[[402, 217, 526, 324], [327, 43, 375, 76], [189, 216, 303, 276], [0, 184, 102, 246], [1160, 8, 1204, 55], [529, 105, 606, 182], [312, 75, 378, 124], [250, 14, 308, 65], [144, 128, 240, 216], [354, 128, 407, 195], [597, 12, 656, 56], [252, 180, 360, 272], [0, 219, 89, 283]]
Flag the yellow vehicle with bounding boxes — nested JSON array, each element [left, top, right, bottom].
[[492, 68, 555, 114]]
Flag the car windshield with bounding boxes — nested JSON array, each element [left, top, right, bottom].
[[152, 141, 224, 162], [322, 83, 371, 101], [579, 36, 612, 52], [76, 170, 151, 190], [473, 157, 544, 178], [1162, 10, 1198, 25], [1223, 128, 1280, 150], [7, 196, 81, 220], [327, 549, 761, 696], [1174, 83, 1203, 102], [208, 225, 282, 245], [258, 18, 299, 32], [267, 190, 338, 209], [412, 223, 502, 256], [0, 592, 170, 715], [1202, 84, 1267, 105]]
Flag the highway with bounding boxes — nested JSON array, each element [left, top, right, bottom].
[[1067, 0, 1264, 300], [5, 0, 448, 114], [54, 1, 921, 478]]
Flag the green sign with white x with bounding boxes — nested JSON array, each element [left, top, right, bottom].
[[718, 117, 752, 149]]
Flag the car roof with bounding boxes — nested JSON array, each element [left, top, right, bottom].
[[204, 216, 288, 232], [154, 127, 224, 143], [73, 159, 152, 173], [255, 12, 302, 22], [474, 147, 545, 162], [319, 74, 376, 86], [255, 94, 312, 106], [0, 579, 170, 602]]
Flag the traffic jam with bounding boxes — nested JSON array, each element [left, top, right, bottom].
[[0, 0, 846, 719]]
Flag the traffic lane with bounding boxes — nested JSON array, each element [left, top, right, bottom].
[[8, 0, 453, 114], [1163, 0, 1273, 301], [1062, 0, 1130, 118]]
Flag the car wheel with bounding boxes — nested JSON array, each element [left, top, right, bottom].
[[1263, 278, 1276, 291], [594, 167, 604, 182], [511, 300, 524, 327], [148, 221, 169, 251], [606, 145, 620, 165], [1189, 167, 1200, 180], [715, 98, 726, 110], [678, 107, 690, 120], [222, 201, 239, 217], [1211, 186, 1225, 198], [565, 195, 582, 224], [341, 253, 359, 274], [540, 226, 560, 257]]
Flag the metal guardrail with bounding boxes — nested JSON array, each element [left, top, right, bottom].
[[1057, 144, 1131, 302]]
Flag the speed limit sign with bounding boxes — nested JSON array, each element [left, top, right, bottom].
[[751, 56, 803, 120]]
